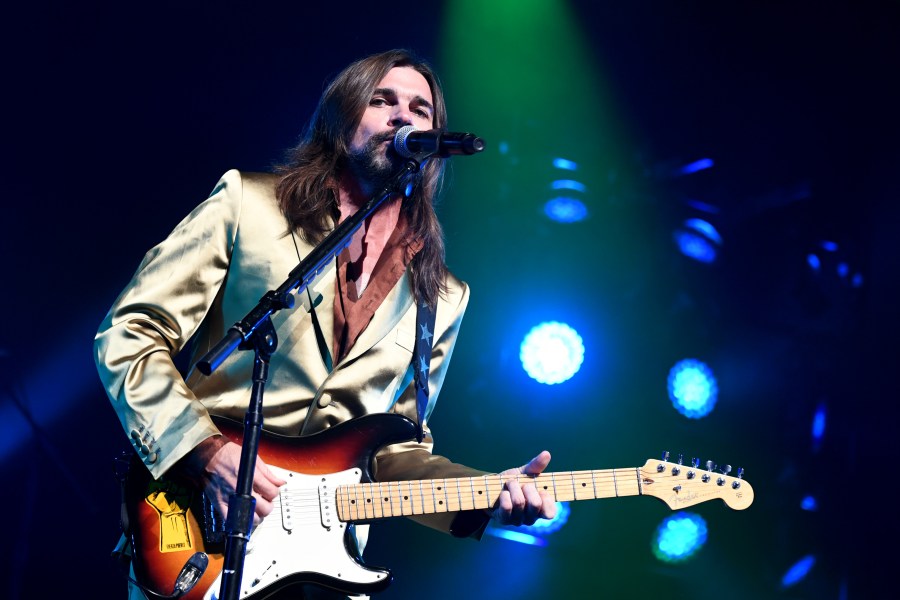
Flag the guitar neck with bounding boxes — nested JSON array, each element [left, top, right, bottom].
[[336, 469, 641, 522]]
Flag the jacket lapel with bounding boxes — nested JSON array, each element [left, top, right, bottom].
[[337, 270, 413, 368]]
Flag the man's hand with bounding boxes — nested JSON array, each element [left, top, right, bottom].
[[492, 451, 557, 526], [180, 436, 286, 526]]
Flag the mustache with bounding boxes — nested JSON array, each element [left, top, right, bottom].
[[369, 129, 399, 146]]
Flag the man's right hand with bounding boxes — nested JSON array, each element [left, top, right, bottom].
[[180, 435, 287, 526]]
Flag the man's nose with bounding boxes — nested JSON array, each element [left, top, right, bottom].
[[389, 106, 413, 127]]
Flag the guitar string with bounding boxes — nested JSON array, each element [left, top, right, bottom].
[[242, 468, 739, 526], [248, 483, 738, 531], [269, 470, 724, 503]]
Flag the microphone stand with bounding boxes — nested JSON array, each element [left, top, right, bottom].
[[195, 156, 426, 600]]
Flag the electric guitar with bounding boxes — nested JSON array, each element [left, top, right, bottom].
[[123, 413, 754, 599]]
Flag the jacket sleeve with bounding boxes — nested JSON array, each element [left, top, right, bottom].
[[94, 170, 244, 478], [373, 279, 492, 539]]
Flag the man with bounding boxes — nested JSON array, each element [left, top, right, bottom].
[[95, 49, 555, 599]]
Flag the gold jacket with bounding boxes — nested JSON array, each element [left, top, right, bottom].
[[94, 169, 487, 535]]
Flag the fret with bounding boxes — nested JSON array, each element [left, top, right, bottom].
[[396, 481, 408, 516], [376, 482, 386, 517], [573, 471, 592, 501], [359, 483, 369, 519], [435, 479, 448, 513]]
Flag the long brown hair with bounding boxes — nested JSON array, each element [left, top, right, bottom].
[[275, 49, 449, 306]]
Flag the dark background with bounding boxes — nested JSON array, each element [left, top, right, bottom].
[[2, 1, 898, 598]]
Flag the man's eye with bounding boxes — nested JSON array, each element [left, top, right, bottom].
[[370, 98, 387, 106], [415, 109, 430, 118]]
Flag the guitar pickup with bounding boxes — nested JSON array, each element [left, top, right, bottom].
[[280, 488, 295, 532]]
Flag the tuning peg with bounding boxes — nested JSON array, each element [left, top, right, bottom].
[[732, 467, 745, 489], [705, 460, 715, 471], [671, 453, 683, 475], [661, 451, 670, 462], [691, 457, 700, 468], [720, 464, 732, 475]]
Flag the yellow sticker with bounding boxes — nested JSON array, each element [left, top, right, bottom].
[[145, 482, 194, 553]]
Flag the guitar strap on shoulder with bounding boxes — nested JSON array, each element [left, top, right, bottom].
[[412, 300, 436, 443]]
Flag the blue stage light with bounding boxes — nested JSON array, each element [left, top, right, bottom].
[[685, 199, 721, 214], [684, 218, 722, 245], [519, 501, 571, 536], [552, 157, 578, 171], [550, 179, 587, 193], [544, 197, 589, 223], [807, 253, 821, 272], [653, 512, 708, 562], [801, 495, 818, 511], [486, 502, 570, 547], [667, 359, 718, 419], [674, 231, 717, 263], [677, 158, 714, 175], [520, 322, 585, 385], [486, 528, 547, 547], [811, 401, 826, 453], [812, 403, 826, 442], [781, 555, 816, 588], [674, 218, 722, 264], [546, 159, 587, 223]]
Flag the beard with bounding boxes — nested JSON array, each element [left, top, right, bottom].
[[345, 129, 400, 191]]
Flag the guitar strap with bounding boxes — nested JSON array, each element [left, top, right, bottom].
[[412, 300, 437, 443]]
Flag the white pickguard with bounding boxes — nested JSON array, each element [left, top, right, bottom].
[[203, 466, 387, 599]]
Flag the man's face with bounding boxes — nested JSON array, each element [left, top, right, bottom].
[[346, 66, 435, 188]]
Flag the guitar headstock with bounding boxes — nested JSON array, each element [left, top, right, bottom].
[[639, 455, 754, 511]]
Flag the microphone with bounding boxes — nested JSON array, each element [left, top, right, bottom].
[[394, 126, 485, 158]]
